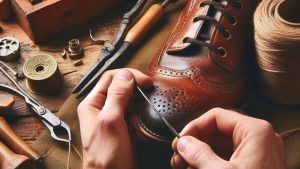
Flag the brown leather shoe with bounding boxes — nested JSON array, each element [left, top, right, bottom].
[[132, 0, 259, 142]]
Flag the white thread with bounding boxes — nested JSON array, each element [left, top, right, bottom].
[[67, 141, 71, 169]]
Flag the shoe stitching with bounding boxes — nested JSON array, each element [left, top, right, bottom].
[[138, 113, 172, 141], [152, 66, 242, 93]]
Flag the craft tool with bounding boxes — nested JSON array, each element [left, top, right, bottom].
[[72, 0, 148, 94], [0, 67, 71, 143], [0, 94, 14, 115], [0, 117, 40, 161], [136, 86, 181, 138], [0, 37, 20, 61], [0, 141, 34, 169], [74, 0, 177, 98]]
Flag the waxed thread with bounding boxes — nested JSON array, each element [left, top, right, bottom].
[[253, 0, 300, 104], [66, 141, 83, 169], [67, 141, 71, 169], [280, 128, 300, 138]]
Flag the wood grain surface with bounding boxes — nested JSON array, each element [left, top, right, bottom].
[[0, 9, 125, 143]]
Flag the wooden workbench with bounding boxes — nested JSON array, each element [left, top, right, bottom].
[[0, 10, 126, 143]]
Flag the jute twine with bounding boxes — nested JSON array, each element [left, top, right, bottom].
[[254, 0, 300, 104]]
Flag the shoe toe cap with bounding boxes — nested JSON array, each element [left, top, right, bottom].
[[138, 84, 202, 141]]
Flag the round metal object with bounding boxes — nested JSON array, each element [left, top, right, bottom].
[[0, 37, 20, 61], [66, 39, 83, 59], [23, 54, 63, 95]]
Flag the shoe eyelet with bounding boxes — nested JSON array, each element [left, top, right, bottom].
[[182, 37, 189, 43], [192, 17, 199, 22], [199, 2, 205, 7], [233, 1, 243, 9], [223, 30, 231, 39], [229, 16, 238, 25], [218, 47, 227, 57]]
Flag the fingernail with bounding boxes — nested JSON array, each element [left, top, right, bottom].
[[115, 70, 133, 81], [177, 137, 191, 152]]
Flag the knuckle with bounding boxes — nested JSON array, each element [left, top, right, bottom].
[[256, 119, 274, 133], [108, 83, 131, 97], [209, 107, 225, 115], [119, 68, 133, 75], [85, 158, 106, 169], [77, 102, 86, 115], [187, 143, 210, 163], [102, 70, 114, 78], [97, 114, 121, 132]]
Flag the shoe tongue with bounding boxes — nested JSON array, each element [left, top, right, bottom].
[[166, 0, 225, 54]]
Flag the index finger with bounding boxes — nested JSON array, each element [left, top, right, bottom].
[[79, 68, 153, 111]]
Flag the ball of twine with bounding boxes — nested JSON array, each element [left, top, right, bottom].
[[254, 0, 300, 104]]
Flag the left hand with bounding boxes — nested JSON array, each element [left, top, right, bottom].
[[77, 68, 153, 169]]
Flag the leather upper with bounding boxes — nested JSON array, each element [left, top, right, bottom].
[[133, 0, 260, 141]]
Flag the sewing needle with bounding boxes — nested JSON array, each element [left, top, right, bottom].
[[136, 86, 181, 138]]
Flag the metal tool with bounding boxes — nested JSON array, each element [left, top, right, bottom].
[[0, 37, 20, 61], [73, 0, 177, 98], [65, 39, 84, 60], [136, 86, 180, 138], [0, 61, 19, 78], [89, 29, 107, 45], [0, 68, 71, 143], [72, 0, 148, 94]]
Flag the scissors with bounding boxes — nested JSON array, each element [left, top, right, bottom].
[[0, 68, 71, 143]]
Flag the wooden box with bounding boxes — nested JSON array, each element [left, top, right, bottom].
[[10, 0, 128, 43]]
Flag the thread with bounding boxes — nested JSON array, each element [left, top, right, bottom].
[[23, 54, 63, 95], [254, 0, 300, 104]]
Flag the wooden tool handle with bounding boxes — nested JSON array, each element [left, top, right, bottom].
[[0, 141, 34, 169], [0, 94, 15, 116], [125, 4, 164, 45], [0, 117, 40, 161]]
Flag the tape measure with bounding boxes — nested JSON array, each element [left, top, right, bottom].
[[23, 54, 63, 95]]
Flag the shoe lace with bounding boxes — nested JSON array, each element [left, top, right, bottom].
[[183, 0, 242, 56]]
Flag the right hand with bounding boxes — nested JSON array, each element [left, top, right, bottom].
[[171, 108, 287, 169]]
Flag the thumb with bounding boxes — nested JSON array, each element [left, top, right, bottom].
[[176, 136, 228, 168], [101, 69, 134, 117]]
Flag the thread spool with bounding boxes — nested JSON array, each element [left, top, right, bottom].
[[23, 54, 63, 95], [254, 0, 300, 104]]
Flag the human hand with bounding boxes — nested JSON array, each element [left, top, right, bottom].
[[171, 108, 287, 169], [77, 69, 152, 169]]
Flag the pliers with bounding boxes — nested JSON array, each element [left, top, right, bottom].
[[0, 83, 71, 143]]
